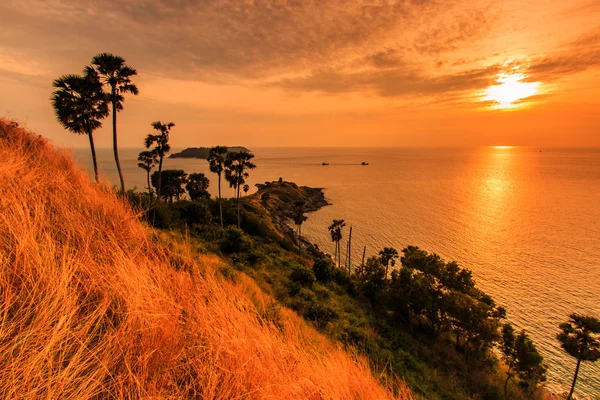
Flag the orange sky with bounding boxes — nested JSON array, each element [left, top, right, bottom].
[[0, 0, 599, 148]]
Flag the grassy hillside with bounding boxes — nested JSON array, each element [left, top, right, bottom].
[[0, 119, 411, 399]]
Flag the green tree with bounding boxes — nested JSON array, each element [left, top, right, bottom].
[[151, 170, 187, 202], [355, 256, 387, 303], [379, 247, 399, 278], [207, 146, 228, 229], [514, 328, 546, 394], [224, 151, 256, 228], [90, 53, 138, 192], [186, 172, 210, 201], [137, 150, 158, 195], [144, 121, 174, 201], [501, 323, 518, 395], [51, 68, 108, 182], [557, 314, 600, 400]]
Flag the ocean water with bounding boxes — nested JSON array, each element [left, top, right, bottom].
[[71, 146, 600, 397]]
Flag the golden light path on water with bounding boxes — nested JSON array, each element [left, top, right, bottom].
[[484, 73, 541, 109]]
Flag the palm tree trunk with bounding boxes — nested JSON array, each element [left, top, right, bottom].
[[361, 246, 366, 269], [157, 155, 164, 201], [146, 171, 151, 195], [111, 89, 125, 193], [87, 130, 99, 182], [567, 359, 582, 400], [218, 172, 223, 229], [236, 181, 241, 229], [347, 226, 352, 275], [504, 369, 511, 397]]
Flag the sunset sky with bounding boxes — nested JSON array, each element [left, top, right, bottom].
[[0, 0, 599, 148]]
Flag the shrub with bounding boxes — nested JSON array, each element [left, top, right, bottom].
[[173, 200, 213, 226], [289, 265, 316, 288], [313, 258, 335, 283], [220, 226, 252, 254]]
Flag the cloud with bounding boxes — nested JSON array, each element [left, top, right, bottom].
[[525, 28, 600, 81], [0, 0, 495, 80], [0, 0, 597, 105], [274, 64, 501, 99]]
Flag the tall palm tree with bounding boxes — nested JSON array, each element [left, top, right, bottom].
[[144, 121, 174, 201], [90, 53, 138, 192], [379, 247, 399, 278], [328, 219, 346, 268], [137, 150, 158, 195], [557, 314, 600, 400], [207, 146, 228, 229], [224, 151, 256, 228], [51, 68, 108, 182], [293, 201, 308, 236]]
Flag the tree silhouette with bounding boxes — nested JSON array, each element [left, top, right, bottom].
[[151, 170, 187, 202], [328, 219, 346, 268], [90, 53, 138, 192], [207, 146, 228, 229], [557, 314, 600, 400], [243, 184, 250, 196], [224, 151, 256, 228], [137, 150, 158, 195], [293, 201, 308, 236], [379, 247, 399, 278], [186, 172, 210, 201], [144, 121, 174, 202], [501, 324, 546, 395], [51, 68, 108, 182]]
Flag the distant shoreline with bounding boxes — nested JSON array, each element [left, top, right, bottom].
[[169, 146, 251, 159]]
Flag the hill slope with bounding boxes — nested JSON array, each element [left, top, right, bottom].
[[0, 119, 410, 399]]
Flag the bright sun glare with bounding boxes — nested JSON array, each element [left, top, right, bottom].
[[484, 73, 540, 109]]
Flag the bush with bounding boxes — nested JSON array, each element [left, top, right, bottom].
[[220, 226, 252, 254], [173, 200, 213, 226], [145, 201, 181, 229], [289, 265, 316, 288], [313, 258, 335, 283]]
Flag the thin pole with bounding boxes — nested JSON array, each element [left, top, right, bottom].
[[361, 245, 366, 271], [347, 226, 353, 275]]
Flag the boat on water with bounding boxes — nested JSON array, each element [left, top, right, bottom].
[[361, 162, 369, 166], [322, 162, 329, 166]]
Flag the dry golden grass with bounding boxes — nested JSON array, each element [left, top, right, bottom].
[[0, 119, 412, 399]]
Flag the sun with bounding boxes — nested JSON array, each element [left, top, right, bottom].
[[484, 73, 540, 109]]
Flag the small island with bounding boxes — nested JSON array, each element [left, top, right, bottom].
[[169, 146, 251, 159]]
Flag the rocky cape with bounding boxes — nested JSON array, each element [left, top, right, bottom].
[[169, 146, 251, 159], [252, 180, 330, 257]]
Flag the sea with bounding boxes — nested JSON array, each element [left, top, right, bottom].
[[71, 146, 600, 398]]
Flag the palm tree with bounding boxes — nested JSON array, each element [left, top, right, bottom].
[[224, 151, 256, 228], [90, 53, 138, 192], [137, 150, 158, 195], [379, 247, 399, 278], [243, 184, 250, 196], [207, 146, 228, 229], [293, 201, 307, 236], [51, 68, 108, 182], [328, 219, 346, 268], [144, 121, 174, 201], [557, 314, 600, 400]]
